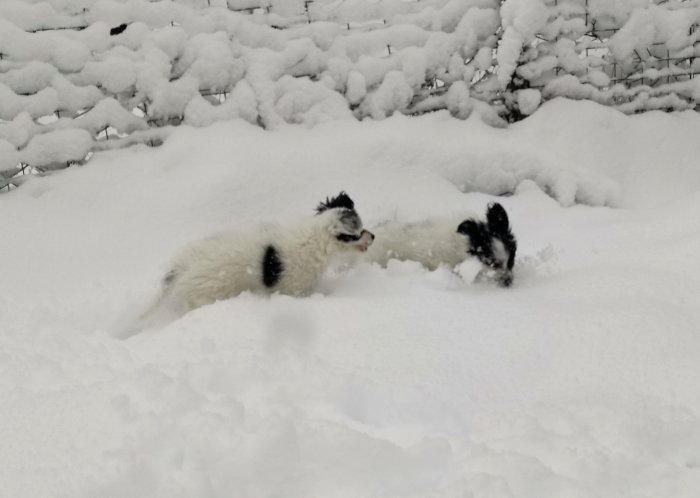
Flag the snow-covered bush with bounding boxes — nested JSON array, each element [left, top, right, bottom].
[[2, 0, 700, 190], [499, 0, 700, 121]]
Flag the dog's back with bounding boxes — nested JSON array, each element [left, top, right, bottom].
[[363, 203, 517, 287], [363, 217, 471, 270]]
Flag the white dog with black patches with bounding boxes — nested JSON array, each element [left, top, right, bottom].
[[143, 192, 374, 316], [363, 202, 517, 287]]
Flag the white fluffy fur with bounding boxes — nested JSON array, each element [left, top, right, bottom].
[[362, 216, 473, 270], [146, 209, 373, 314]]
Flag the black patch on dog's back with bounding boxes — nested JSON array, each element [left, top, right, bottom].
[[262, 245, 283, 288], [316, 191, 355, 214]]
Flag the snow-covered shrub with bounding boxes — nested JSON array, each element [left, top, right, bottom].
[[2, 0, 700, 191], [22, 128, 93, 171], [498, 0, 700, 119], [445, 80, 472, 119], [0, 83, 59, 121], [73, 98, 148, 137], [0, 138, 22, 189], [360, 70, 414, 120], [184, 80, 258, 127], [175, 32, 246, 92]]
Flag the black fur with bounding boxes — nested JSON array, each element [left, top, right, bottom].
[[457, 202, 517, 287], [458, 219, 494, 262], [336, 233, 362, 242], [316, 191, 355, 214], [110, 23, 128, 35], [262, 245, 283, 288], [486, 202, 517, 271], [486, 203, 509, 236]]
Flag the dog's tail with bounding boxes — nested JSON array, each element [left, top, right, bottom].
[[111, 268, 181, 338], [111, 272, 174, 339], [140, 268, 179, 319], [457, 202, 517, 287]]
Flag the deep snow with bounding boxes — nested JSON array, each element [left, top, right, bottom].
[[2, 99, 700, 497]]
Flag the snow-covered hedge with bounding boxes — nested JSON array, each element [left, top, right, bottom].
[[2, 0, 700, 189]]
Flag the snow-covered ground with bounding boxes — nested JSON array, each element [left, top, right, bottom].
[[2, 99, 700, 497]]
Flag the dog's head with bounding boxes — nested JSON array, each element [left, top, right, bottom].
[[316, 191, 374, 252], [457, 202, 517, 287]]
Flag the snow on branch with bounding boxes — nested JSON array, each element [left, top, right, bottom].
[[22, 128, 93, 171]]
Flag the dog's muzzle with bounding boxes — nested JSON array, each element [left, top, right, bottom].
[[337, 229, 375, 251], [356, 229, 375, 252]]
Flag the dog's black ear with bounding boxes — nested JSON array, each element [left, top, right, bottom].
[[486, 203, 509, 234], [485, 202, 517, 270], [316, 191, 355, 214], [457, 219, 492, 259]]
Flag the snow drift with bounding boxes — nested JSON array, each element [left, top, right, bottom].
[[1, 99, 700, 497]]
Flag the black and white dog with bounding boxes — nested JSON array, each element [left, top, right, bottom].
[[144, 192, 374, 315], [362, 203, 517, 286]]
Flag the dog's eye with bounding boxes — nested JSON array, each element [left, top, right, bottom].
[[336, 233, 362, 242]]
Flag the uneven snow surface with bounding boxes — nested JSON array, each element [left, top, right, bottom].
[[2, 100, 700, 497]]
